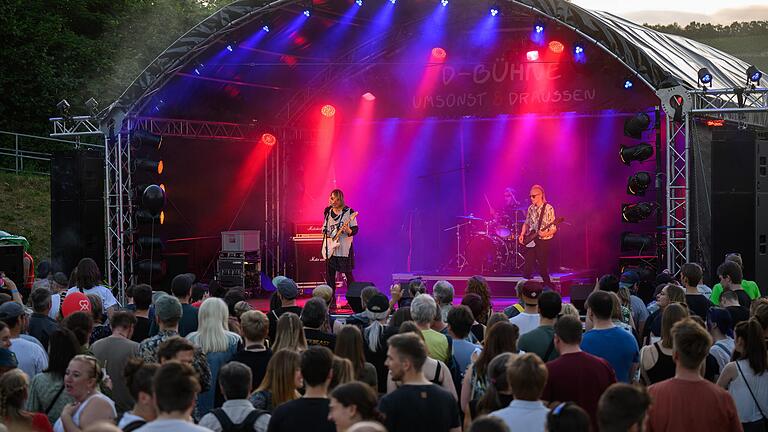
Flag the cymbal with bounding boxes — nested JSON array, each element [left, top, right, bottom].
[[457, 215, 484, 221]]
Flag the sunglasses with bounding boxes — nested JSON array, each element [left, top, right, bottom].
[[530, 194, 539, 198]]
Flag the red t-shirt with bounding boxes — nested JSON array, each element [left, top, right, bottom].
[[31, 412, 53, 432], [646, 378, 742, 432], [541, 351, 617, 429]]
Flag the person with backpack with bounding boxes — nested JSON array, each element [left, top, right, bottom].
[[199, 361, 270, 432], [118, 359, 159, 432]]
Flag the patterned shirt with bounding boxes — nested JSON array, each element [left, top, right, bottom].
[[138, 329, 211, 391], [525, 203, 556, 240], [322, 207, 358, 257]]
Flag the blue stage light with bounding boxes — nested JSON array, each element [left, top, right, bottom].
[[574, 44, 584, 55], [441, 0, 448, 6], [262, 25, 270, 32], [226, 45, 233, 52], [304, 9, 311, 16], [747, 65, 762, 83], [624, 79, 633, 89], [490, 7, 499, 16], [356, 0, 362, 5], [534, 23, 544, 33], [698, 67, 712, 84], [389, 0, 396, 4]]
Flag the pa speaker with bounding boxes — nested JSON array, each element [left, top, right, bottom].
[[346, 282, 375, 313], [568, 284, 593, 314], [0, 244, 24, 290]]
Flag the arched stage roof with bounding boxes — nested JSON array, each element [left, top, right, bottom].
[[103, 0, 754, 126]]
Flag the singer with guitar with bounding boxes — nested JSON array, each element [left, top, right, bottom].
[[323, 189, 359, 300], [519, 185, 558, 289]]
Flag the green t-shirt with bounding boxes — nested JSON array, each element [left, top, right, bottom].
[[710, 280, 760, 305], [517, 325, 559, 361], [421, 328, 450, 364]]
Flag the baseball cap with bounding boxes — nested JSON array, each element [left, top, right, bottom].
[[619, 270, 640, 289], [61, 292, 92, 318], [0, 348, 17, 368], [366, 294, 389, 313], [155, 294, 183, 322], [0, 301, 25, 320], [520, 280, 543, 300], [277, 277, 298, 300]]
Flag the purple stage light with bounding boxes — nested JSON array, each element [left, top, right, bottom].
[[526, 50, 539, 61]]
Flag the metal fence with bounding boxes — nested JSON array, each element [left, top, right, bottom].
[[0, 130, 103, 175]]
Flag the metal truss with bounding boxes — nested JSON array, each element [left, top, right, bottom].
[[689, 87, 768, 127], [665, 116, 690, 276], [50, 116, 103, 138], [132, 117, 252, 140]]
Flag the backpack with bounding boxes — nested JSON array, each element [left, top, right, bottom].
[[444, 334, 463, 396], [212, 408, 268, 432], [122, 420, 146, 432]]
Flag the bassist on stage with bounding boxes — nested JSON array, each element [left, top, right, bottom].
[[323, 189, 358, 298], [519, 184, 557, 289]]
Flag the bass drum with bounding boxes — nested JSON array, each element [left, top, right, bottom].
[[466, 235, 509, 273]]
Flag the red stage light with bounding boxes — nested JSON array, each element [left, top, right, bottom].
[[261, 133, 277, 146], [526, 50, 539, 61], [321, 104, 336, 117], [362, 92, 376, 101], [706, 119, 725, 127], [431, 47, 447, 59], [548, 40, 564, 53]]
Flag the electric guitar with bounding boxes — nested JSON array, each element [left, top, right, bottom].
[[322, 211, 359, 259], [521, 217, 565, 246]]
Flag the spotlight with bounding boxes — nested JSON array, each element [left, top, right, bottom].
[[134, 158, 163, 175], [490, 5, 499, 16], [85, 98, 99, 115], [362, 92, 376, 101], [355, 0, 362, 5], [622, 202, 656, 223], [548, 41, 564, 53], [226, 45, 233, 52], [624, 79, 634, 90], [262, 24, 270, 32], [697, 67, 712, 87], [620, 144, 653, 165], [142, 184, 166, 217], [534, 20, 545, 34], [624, 112, 651, 139], [303, 9, 311, 17], [56, 99, 71, 118], [621, 232, 655, 252], [432, 47, 447, 59], [441, 0, 448, 6], [747, 65, 762, 84], [526, 50, 539, 61], [627, 172, 651, 195], [573, 43, 584, 55], [261, 133, 277, 146], [160, 211, 165, 225], [321, 104, 336, 118], [389, 0, 396, 4]]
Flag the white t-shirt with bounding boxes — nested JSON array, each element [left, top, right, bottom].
[[10, 337, 48, 378], [49, 293, 62, 319], [135, 418, 212, 432], [509, 312, 540, 336], [67, 285, 119, 309]]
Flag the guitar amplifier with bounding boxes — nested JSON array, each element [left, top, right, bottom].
[[294, 222, 324, 239], [293, 237, 326, 285], [221, 230, 260, 252], [217, 251, 261, 294]]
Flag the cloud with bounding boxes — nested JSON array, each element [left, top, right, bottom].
[[623, 5, 768, 25]]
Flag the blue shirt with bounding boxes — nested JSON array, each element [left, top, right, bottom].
[[581, 326, 639, 383], [452, 338, 481, 374]]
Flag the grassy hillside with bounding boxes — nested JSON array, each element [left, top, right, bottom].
[[0, 171, 50, 261]]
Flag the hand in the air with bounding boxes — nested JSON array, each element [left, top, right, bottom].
[[390, 284, 403, 302]]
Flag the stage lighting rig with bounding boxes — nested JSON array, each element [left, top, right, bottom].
[[623, 112, 650, 138], [622, 202, 656, 223], [620, 144, 653, 165], [621, 232, 655, 252], [747, 65, 762, 87], [627, 172, 651, 195], [56, 100, 72, 120], [697, 67, 712, 89], [85, 98, 99, 116]]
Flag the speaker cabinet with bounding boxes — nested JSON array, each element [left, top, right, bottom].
[[0, 244, 24, 290], [293, 238, 325, 285]]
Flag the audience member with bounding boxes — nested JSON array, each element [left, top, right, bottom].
[[344, 286, 380, 331], [717, 261, 753, 309], [560, 303, 580, 318], [721, 291, 750, 326], [330, 355, 355, 391], [716, 318, 768, 429], [361, 294, 391, 393], [190, 283, 208, 308], [681, 263, 712, 321], [518, 290, 561, 361], [707, 307, 736, 373], [136, 361, 207, 431], [0, 368, 52, 432], [461, 293, 486, 343], [0, 301, 48, 377], [268, 278, 302, 343], [472, 353, 516, 422], [509, 280, 543, 336], [467, 416, 510, 432], [150, 274, 199, 337], [0, 346, 17, 376], [711, 253, 761, 305], [619, 270, 650, 338], [542, 314, 616, 429], [200, 362, 270, 432], [311, 284, 343, 334], [118, 359, 159, 431], [303, 297, 337, 350], [27, 328, 79, 424], [546, 403, 590, 432], [335, 325, 378, 389], [53, 355, 117, 431], [130, 285, 152, 343], [581, 291, 639, 383], [328, 382, 382, 432], [379, 333, 460, 432], [389, 322, 456, 399], [643, 284, 686, 344], [231, 310, 272, 390], [48, 273, 69, 320], [489, 353, 549, 432], [645, 319, 741, 431], [86, 294, 111, 345], [29, 288, 59, 350], [62, 311, 93, 354], [272, 312, 307, 353], [60, 292, 91, 320], [433, 280, 455, 322], [447, 305, 482, 373], [249, 349, 301, 412], [223, 287, 247, 335], [90, 310, 140, 414], [186, 297, 242, 415], [503, 280, 527, 319], [597, 383, 651, 432], [411, 294, 450, 364], [66, 258, 118, 312], [466, 276, 492, 325], [640, 303, 688, 385], [486, 312, 509, 330], [268, 346, 336, 432], [157, 336, 195, 364]]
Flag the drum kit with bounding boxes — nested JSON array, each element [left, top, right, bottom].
[[444, 208, 527, 273]]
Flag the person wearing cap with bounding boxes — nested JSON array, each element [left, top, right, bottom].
[[149, 273, 199, 337], [268, 277, 302, 344], [0, 301, 48, 378], [48, 272, 69, 320], [619, 270, 650, 336], [138, 294, 211, 395], [361, 293, 391, 393], [344, 286, 379, 331], [509, 280, 543, 336]]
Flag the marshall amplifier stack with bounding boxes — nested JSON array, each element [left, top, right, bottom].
[[293, 222, 326, 289], [217, 230, 261, 295]]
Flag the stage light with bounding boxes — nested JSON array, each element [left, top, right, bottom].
[[622, 202, 656, 223], [157, 160, 164, 175], [621, 232, 655, 252], [134, 158, 162, 174], [226, 45, 233, 52], [627, 172, 651, 195], [142, 184, 166, 217], [706, 119, 725, 127], [56, 100, 71, 118], [356, 0, 362, 5], [261, 133, 277, 146], [623, 112, 651, 139], [389, 0, 396, 4], [747, 65, 762, 84], [432, 47, 447, 59], [303, 9, 311, 16], [548, 41, 564, 53], [362, 92, 376, 101], [534, 20, 545, 34], [620, 144, 653, 165], [624, 79, 633, 89], [526, 50, 539, 61], [132, 129, 163, 149], [441, 0, 448, 6], [262, 24, 270, 32], [159, 183, 166, 193], [321, 104, 336, 117], [85, 98, 99, 115], [160, 211, 165, 225], [697, 67, 712, 87], [490, 5, 499, 16], [573, 43, 584, 55]]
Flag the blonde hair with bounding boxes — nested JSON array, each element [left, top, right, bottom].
[[560, 303, 579, 317], [329, 356, 354, 391], [194, 298, 240, 353], [272, 312, 307, 352], [531, 184, 546, 202], [255, 349, 301, 407], [313, 285, 334, 304], [241, 310, 269, 342], [0, 369, 29, 422]]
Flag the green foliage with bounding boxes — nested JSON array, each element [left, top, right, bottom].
[[646, 21, 768, 38], [0, 171, 51, 260]]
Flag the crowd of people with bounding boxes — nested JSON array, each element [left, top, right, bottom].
[[0, 254, 766, 432]]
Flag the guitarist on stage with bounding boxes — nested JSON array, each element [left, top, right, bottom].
[[323, 189, 358, 297], [519, 184, 556, 289]]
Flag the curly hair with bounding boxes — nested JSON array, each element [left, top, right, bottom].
[[466, 276, 491, 324]]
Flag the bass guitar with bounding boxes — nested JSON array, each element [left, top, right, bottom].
[[521, 217, 565, 246], [322, 211, 359, 259]]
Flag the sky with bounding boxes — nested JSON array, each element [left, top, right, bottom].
[[569, 1, 768, 24]]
